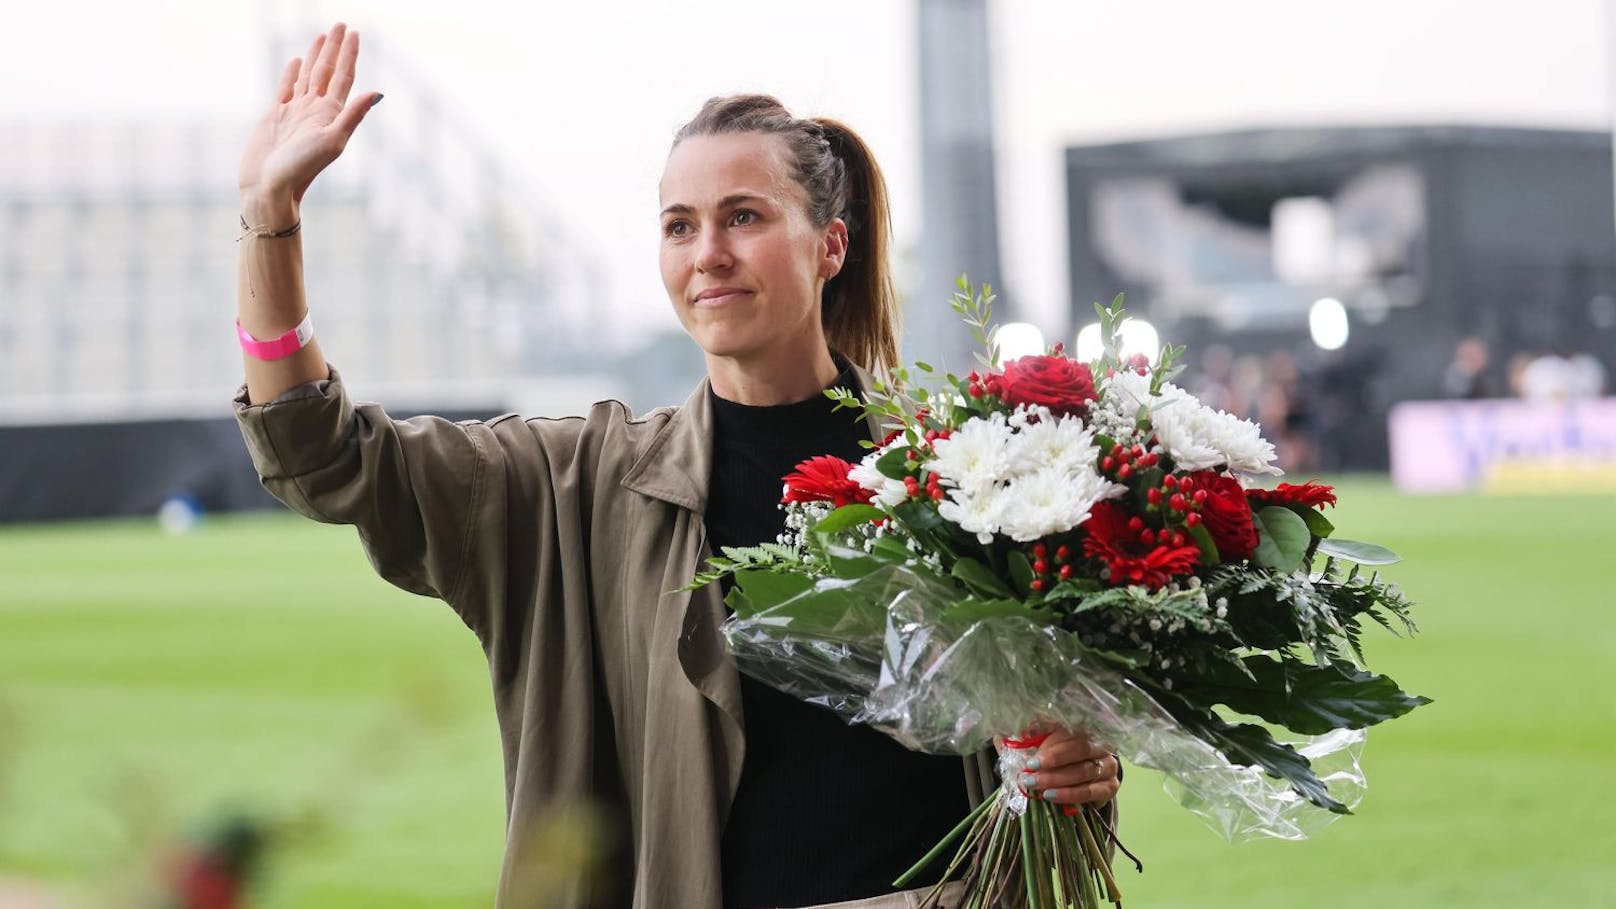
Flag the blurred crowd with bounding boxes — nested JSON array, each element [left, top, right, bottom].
[[1443, 337, 1608, 402], [1178, 337, 1610, 475], [1186, 346, 1324, 475]]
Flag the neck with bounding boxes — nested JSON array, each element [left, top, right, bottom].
[[707, 342, 842, 406]]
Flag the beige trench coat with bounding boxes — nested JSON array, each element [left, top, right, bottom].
[[233, 364, 1002, 908]]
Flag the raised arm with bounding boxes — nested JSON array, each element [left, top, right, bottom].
[[237, 22, 381, 404]]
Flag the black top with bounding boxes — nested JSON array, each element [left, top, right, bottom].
[[710, 359, 970, 908]]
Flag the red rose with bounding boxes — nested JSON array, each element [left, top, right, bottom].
[[1247, 482, 1337, 510], [994, 355, 1098, 417], [781, 455, 874, 509], [1082, 501, 1201, 590], [1187, 470, 1259, 561]]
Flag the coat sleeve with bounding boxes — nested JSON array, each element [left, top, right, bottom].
[[231, 364, 502, 632]]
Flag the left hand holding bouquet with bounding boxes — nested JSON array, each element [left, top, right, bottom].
[[1007, 729, 1120, 807]]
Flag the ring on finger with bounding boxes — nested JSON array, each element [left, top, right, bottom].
[[1092, 757, 1107, 779]]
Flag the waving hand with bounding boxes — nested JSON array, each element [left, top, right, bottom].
[[239, 23, 381, 206]]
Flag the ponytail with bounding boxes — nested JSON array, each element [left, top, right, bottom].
[[673, 95, 901, 377]]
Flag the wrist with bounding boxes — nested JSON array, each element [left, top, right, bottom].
[[240, 188, 300, 232]]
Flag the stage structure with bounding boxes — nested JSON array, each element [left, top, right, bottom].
[[1064, 125, 1616, 469]]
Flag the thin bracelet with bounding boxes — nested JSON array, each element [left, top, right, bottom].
[[238, 214, 302, 242]]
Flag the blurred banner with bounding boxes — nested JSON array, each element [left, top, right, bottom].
[[1388, 397, 1616, 493]]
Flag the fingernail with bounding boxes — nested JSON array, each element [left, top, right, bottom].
[[370, 94, 384, 107], [1044, 789, 1060, 801], [1019, 772, 1037, 789], [1025, 757, 1042, 771]]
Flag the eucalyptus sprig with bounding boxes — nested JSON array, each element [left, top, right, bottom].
[[950, 274, 1002, 371]]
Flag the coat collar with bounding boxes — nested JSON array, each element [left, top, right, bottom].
[[621, 357, 892, 511]]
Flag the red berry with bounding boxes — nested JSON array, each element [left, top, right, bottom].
[[1179, 477, 1195, 492], [1055, 545, 1070, 561], [1172, 531, 1188, 547], [1140, 529, 1156, 545], [1059, 564, 1073, 580], [1033, 542, 1048, 556], [1128, 516, 1146, 532], [1170, 494, 1188, 511], [932, 489, 945, 501], [1118, 464, 1133, 480], [1101, 456, 1115, 471], [1185, 512, 1203, 527], [1030, 578, 1045, 593], [1142, 453, 1159, 467], [1193, 489, 1208, 505], [1147, 488, 1162, 506], [968, 385, 984, 398], [1111, 443, 1124, 457], [1163, 475, 1178, 490]]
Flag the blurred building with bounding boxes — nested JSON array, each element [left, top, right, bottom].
[[1063, 125, 1616, 470], [0, 31, 665, 522]]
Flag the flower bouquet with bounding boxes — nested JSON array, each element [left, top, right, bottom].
[[688, 279, 1428, 908]]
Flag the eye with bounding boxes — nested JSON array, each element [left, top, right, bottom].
[[662, 219, 691, 239], [731, 209, 759, 227]]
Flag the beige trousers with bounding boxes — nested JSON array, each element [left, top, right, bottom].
[[785, 881, 965, 909]]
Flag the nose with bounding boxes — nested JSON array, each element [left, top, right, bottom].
[[694, 228, 734, 274]]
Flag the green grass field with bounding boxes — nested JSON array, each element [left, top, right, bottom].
[[2, 479, 1613, 907]]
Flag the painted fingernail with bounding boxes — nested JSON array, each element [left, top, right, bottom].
[[370, 93, 384, 107], [1026, 757, 1042, 771], [1044, 788, 1060, 801], [1019, 772, 1037, 789]]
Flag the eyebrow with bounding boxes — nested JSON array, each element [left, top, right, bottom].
[[660, 193, 772, 217]]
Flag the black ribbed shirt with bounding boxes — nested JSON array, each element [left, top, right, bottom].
[[710, 362, 969, 908]]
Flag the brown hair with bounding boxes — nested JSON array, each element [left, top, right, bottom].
[[673, 94, 900, 377]]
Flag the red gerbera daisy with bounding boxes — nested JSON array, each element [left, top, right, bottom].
[[1247, 481, 1337, 510], [1082, 501, 1202, 590], [780, 455, 874, 509]]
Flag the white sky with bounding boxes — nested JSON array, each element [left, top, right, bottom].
[[2, 0, 1610, 341]]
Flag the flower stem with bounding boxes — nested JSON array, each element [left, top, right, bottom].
[[892, 787, 996, 888]]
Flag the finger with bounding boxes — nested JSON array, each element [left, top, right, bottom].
[[273, 57, 300, 104], [1040, 777, 1121, 807], [1033, 730, 1102, 770], [310, 22, 347, 96], [294, 33, 326, 96], [331, 91, 383, 140], [326, 29, 360, 104], [1020, 754, 1114, 792]]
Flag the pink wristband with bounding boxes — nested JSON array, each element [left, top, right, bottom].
[[237, 313, 315, 361]]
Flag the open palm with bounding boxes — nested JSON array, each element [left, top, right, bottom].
[[239, 23, 379, 204]]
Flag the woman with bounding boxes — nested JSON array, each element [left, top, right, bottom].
[[233, 22, 1120, 909]]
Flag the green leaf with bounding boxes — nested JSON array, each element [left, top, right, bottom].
[[1006, 549, 1036, 596], [1252, 506, 1311, 574], [812, 504, 884, 535], [1186, 521, 1221, 565], [1293, 506, 1335, 539], [1143, 683, 1349, 814], [1316, 538, 1402, 565], [869, 535, 914, 564], [874, 445, 913, 481], [1177, 657, 1432, 735], [725, 569, 816, 618], [941, 596, 1053, 625], [951, 557, 1016, 600]]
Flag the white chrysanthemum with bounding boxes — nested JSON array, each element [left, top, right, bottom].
[[1009, 412, 1104, 477], [936, 484, 1007, 544], [995, 467, 1126, 542], [848, 449, 910, 508], [1150, 398, 1282, 477], [929, 412, 1017, 493]]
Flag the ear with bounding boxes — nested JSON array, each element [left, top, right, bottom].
[[820, 218, 849, 280]]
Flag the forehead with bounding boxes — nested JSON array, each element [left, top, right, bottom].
[[659, 132, 801, 208]]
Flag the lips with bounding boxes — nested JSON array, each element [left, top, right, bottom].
[[692, 287, 753, 307]]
